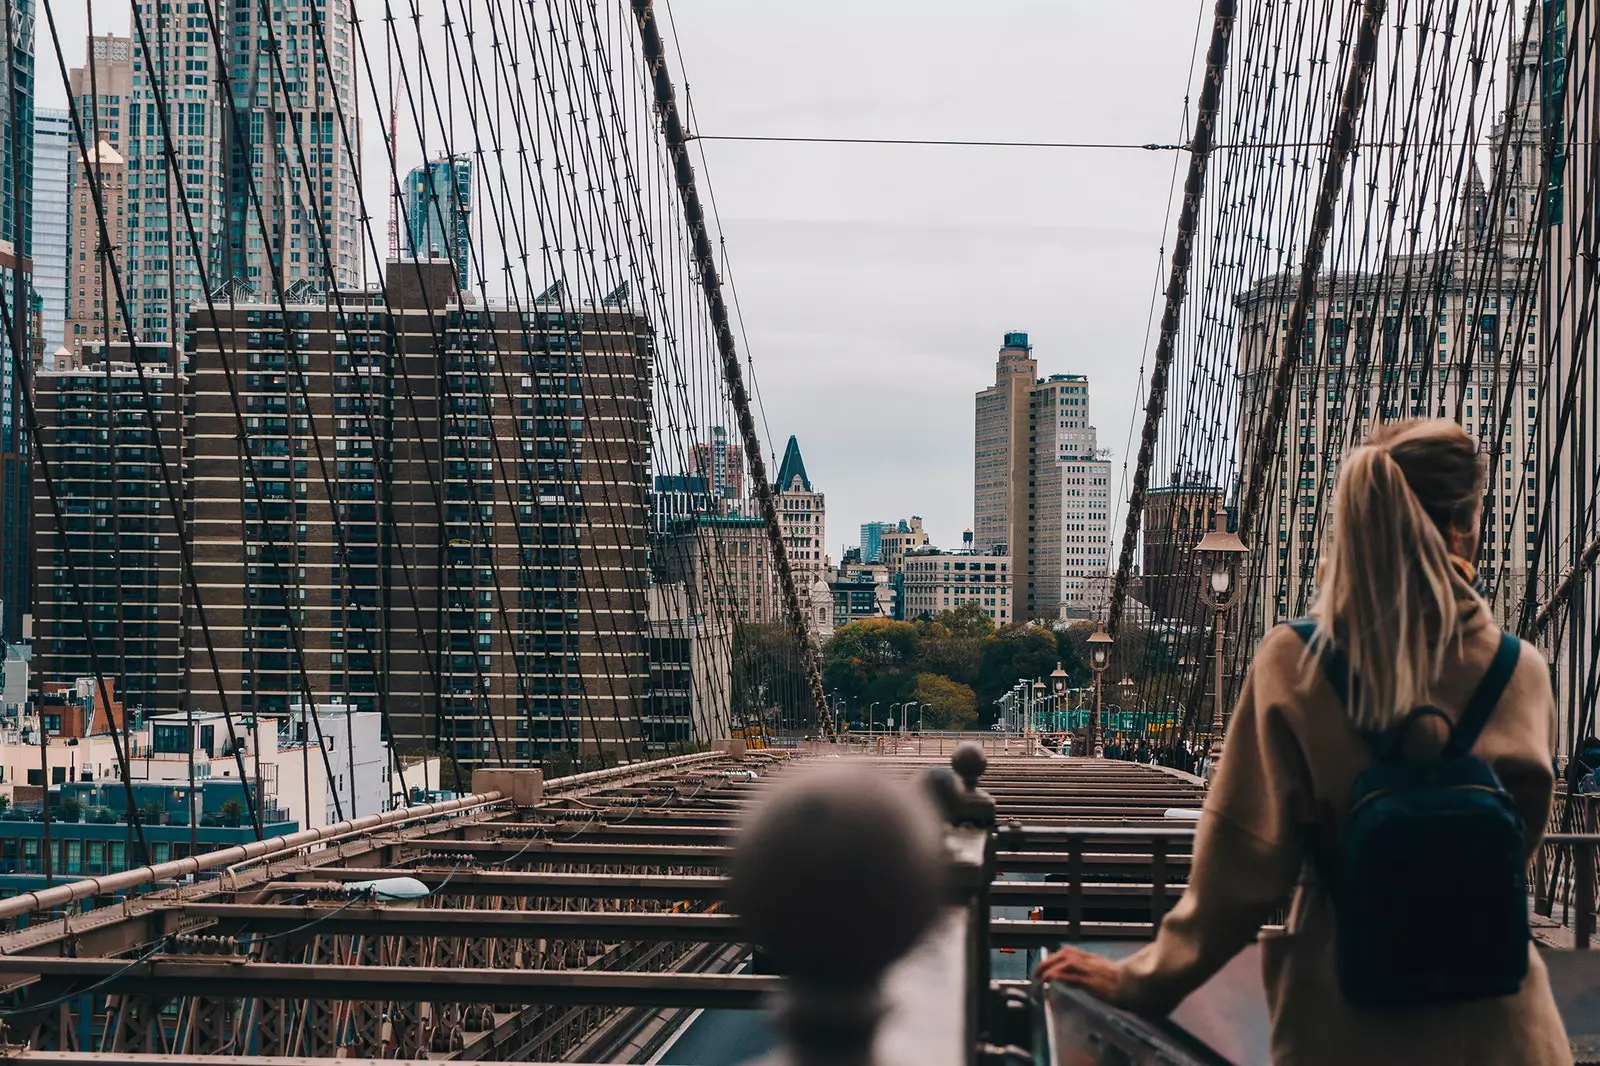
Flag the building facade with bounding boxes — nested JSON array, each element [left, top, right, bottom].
[[901, 548, 1012, 624], [1234, 243, 1539, 637], [30, 107, 68, 355], [64, 140, 125, 359], [0, 0, 34, 645], [1539, 1, 1600, 753], [67, 36, 132, 155], [183, 262, 651, 768], [127, 0, 227, 349], [29, 350, 185, 718], [859, 521, 895, 564], [878, 516, 929, 577], [405, 157, 472, 287], [973, 333, 1111, 620], [773, 435, 826, 583], [690, 425, 742, 501], [225, 0, 363, 296], [645, 582, 732, 750], [649, 473, 713, 539], [1141, 482, 1224, 625], [660, 514, 779, 627]]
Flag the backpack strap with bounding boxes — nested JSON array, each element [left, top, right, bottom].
[[1444, 632, 1521, 758]]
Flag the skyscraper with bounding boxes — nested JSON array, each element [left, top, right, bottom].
[[67, 36, 133, 155], [404, 156, 472, 286], [226, 0, 363, 295], [65, 36, 133, 365], [64, 140, 126, 358], [0, 0, 35, 643], [691, 424, 744, 501], [859, 520, 896, 563], [973, 333, 1112, 620], [127, 0, 227, 352], [30, 107, 68, 354], [31, 347, 185, 717], [183, 262, 652, 768]]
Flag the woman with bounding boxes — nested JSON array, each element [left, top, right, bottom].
[[1036, 420, 1570, 1065]]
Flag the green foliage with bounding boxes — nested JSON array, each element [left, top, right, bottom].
[[220, 797, 245, 818], [821, 619, 921, 701], [57, 796, 83, 822], [975, 624, 1062, 711], [912, 673, 979, 730], [141, 799, 164, 825]]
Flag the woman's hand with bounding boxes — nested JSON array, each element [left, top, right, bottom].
[[1033, 945, 1121, 1002]]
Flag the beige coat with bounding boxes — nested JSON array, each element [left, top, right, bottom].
[[1112, 587, 1572, 1066]]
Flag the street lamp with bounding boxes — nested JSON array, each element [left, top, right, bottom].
[[902, 702, 918, 735], [1050, 662, 1070, 732], [868, 702, 880, 736], [1030, 680, 1046, 734], [1087, 625, 1115, 758], [1196, 507, 1249, 778]]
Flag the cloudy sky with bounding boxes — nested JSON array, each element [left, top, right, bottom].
[[654, 1, 1206, 552], [36, 1, 1207, 555]]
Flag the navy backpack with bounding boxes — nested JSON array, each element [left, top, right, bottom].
[[1288, 620, 1529, 1008]]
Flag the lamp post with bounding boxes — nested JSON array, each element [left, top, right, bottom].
[[1196, 507, 1249, 778], [902, 702, 918, 736], [1050, 662, 1070, 733], [1029, 681, 1045, 734], [1087, 625, 1114, 758], [868, 702, 879, 737]]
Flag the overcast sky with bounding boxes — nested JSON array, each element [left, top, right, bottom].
[[36, 1, 1207, 556], [656, 1, 1206, 553]]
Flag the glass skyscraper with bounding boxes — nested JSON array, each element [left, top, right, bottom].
[[0, 0, 35, 643], [30, 106, 68, 354], [404, 156, 472, 285]]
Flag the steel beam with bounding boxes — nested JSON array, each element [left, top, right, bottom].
[[0, 958, 778, 1010], [178, 903, 744, 941]]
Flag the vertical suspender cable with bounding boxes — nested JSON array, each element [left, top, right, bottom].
[[1107, 0, 1239, 637], [629, 0, 833, 737]]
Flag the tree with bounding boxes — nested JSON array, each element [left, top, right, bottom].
[[912, 673, 979, 730], [912, 606, 993, 688], [976, 623, 1063, 715], [821, 619, 921, 702]]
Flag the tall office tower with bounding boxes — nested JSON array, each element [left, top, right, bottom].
[[127, 0, 227, 352], [859, 521, 896, 564], [691, 424, 744, 501], [226, 0, 362, 295], [1235, 184, 1540, 642], [0, 0, 35, 644], [405, 157, 472, 286], [184, 263, 651, 769], [773, 435, 826, 583], [973, 333, 1112, 620], [31, 347, 184, 717], [68, 36, 133, 155], [64, 141, 126, 358], [30, 108, 68, 355]]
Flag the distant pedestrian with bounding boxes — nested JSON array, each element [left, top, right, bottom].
[[1037, 420, 1570, 1066]]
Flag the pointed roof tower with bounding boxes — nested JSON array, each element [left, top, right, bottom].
[[774, 435, 812, 492]]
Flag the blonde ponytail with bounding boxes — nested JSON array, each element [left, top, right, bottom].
[[1311, 420, 1482, 730]]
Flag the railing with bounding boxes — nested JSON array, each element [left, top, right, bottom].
[[1535, 791, 1600, 946]]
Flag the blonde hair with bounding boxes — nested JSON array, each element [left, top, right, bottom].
[[1310, 419, 1483, 730]]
